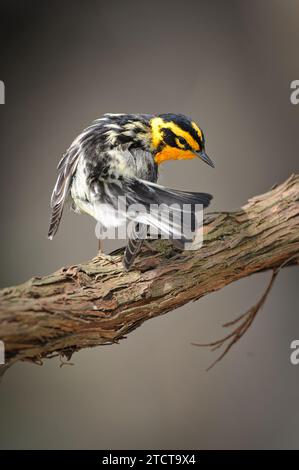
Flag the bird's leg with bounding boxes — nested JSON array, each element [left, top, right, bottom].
[[96, 222, 104, 255]]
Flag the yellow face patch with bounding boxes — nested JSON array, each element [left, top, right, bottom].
[[150, 117, 200, 152]]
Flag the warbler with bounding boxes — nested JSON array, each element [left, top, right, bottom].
[[48, 113, 214, 270]]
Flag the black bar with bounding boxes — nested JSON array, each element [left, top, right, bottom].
[[0, 450, 297, 466]]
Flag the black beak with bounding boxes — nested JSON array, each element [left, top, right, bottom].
[[195, 150, 215, 168]]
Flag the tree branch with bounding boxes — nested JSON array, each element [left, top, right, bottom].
[[1, 174, 299, 368]]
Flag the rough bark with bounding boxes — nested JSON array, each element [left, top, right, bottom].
[[0, 174, 298, 367]]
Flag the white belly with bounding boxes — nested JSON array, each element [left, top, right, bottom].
[[71, 159, 126, 228]]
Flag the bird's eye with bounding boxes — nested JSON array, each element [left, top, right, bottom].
[[176, 136, 187, 148]]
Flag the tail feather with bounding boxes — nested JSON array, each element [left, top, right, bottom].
[[48, 203, 64, 239], [123, 223, 147, 271], [48, 146, 80, 239]]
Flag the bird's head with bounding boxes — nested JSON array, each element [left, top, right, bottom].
[[150, 113, 214, 167]]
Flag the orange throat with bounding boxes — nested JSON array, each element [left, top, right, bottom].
[[154, 146, 196, 164]]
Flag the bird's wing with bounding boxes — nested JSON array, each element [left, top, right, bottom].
[[109, 175, 212, 249], [48, 145, 80, 239], [119, 177, 212, 209]]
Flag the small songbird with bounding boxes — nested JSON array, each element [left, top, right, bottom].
[[48, 113, 214, 270]]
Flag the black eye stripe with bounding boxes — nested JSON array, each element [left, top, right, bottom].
[[159, 113, 203, 147], [161, 128, 177, 146], [162, 129, 193, 150]]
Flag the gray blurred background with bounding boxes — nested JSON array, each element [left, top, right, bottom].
[[0, 0, 298, 449]]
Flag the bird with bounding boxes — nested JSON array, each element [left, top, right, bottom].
[[48, 113, 214, 270]]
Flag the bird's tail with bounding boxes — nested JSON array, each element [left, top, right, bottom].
[[123, 223, 147, 271], [48, 203, 64, 240]]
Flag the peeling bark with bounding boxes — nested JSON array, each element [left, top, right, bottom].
[[0, 174, 298, 367]]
